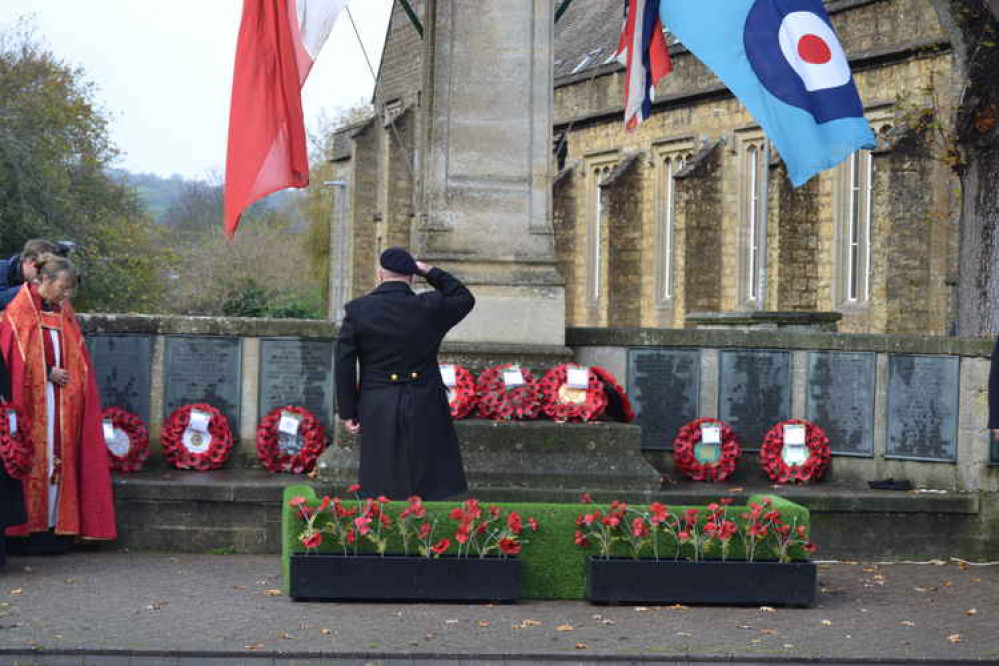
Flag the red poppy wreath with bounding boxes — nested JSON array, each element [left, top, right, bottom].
[[439, 364, 478, 420], [101, 407, 150, 473], [672, 417, 742, 482], [591, 366, 635, 423], [161, 403, 233, 471], [538, 364, 608, 422], [476, 363, 542, 421], [0, 402, 33, 480], [256, 405, 326, 474], [759, 418, 832, 484]]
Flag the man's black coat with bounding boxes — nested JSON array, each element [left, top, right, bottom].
[[0, 343, 26, 535], [0, 254, 23, 310], [335, 267, 474, 500], [990, 335, 999, 430]]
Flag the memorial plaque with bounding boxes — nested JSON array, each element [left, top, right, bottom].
[[628, 348, 700, 450], [86, 335, 153, 423], [719, 350, 791, 450], [164, 337, 242, 437], [805, 351, 875, 456], [887, 355, 958, 461], [259, 339, 335, 429]]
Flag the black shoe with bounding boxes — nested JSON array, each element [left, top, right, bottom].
[[868, 478, 913, 491]]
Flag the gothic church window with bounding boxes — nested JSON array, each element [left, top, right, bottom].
[[739, 135, 768, 305], [653, 142, 694, 305], [585, 157, 617, 307]]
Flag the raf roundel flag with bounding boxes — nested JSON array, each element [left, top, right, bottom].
[[659, 0, 875, 186]]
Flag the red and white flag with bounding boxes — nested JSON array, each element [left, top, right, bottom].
[[224, 0, 345, 236], [616, 0, 672, 131]]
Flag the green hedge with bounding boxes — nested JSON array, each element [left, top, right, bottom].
[[280, 485, 811, 599]]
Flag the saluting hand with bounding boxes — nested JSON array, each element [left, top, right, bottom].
[[415, 261, 433, 276]]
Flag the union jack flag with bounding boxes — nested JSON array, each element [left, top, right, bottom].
[[616, 0, 673, 130]]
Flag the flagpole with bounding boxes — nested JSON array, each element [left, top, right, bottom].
[[756, 139, 770, 311]]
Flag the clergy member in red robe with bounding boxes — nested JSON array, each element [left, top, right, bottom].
[[0, 254, 116, 541]]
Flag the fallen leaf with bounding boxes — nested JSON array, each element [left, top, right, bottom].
[[751, 639, 762, 644], [9, 589, 22, 595], [900, 621, 916, 627], [947, 634, 962, 644], [862, 567, 877, 573], [929, 559, 947, 566], [320, 628, 333, 635], [277, 632, 294, 640], [634, 606, 651, 612], [759, 606, 777, 613], [264, 589, 282, 596], [729, 487, 744, 492], [477, 621, 491, 627], [957, 561, 969, 570], [943, 581, 955, 587], [820, 620, 832, 626], [145, 601, 168, 611], [557, 624, 574, 632], [914, 586, 937, 592], [818, 564, 832, 570], [965, 608, 978, 616], [873, 575, 885, 582], [971, 577, 982, 584], [667, 603, 689, 610], [574, 642, 588, 650], [513, 619, 541, 629], [232, 586, 247, 591], [759, 628, 779, 635], [244, 644, 264, 651]]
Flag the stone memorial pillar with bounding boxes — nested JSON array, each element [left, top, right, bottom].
[[418, 0, 564, 346]]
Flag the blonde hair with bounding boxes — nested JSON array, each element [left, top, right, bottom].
[[35, 254, 79, 284]]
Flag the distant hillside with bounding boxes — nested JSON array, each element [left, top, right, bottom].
[[110, 169, 188, 221]]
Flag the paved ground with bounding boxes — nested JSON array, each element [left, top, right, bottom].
[[0, 552, 998, 665]]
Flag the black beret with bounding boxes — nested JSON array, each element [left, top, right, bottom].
[[379, 247, 418, 275]]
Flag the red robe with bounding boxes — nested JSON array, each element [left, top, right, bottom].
[[0, 284, 116, 539]]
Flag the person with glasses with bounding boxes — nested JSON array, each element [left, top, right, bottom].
[[0, 254, 116, 552]]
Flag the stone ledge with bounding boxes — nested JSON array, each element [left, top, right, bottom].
[[79, 313, 336, 339], [567, 327, 994, 358]]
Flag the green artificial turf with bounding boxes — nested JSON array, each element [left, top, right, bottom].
[[280, 484, 811, 599]]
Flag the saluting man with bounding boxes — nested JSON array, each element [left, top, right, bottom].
[[335, 248, 475, 500]]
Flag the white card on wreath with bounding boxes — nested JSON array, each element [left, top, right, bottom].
[[188, 409, 211, 432], [700, 424, 722, 444], [278, 411, 302, 436], [439, 364, 458, 387], [6, 409, 17, 435], [503, 367, 525, 388], [566, 366, 589, 389], [102, 418, 115, 442], [783, 424, 806, 446]]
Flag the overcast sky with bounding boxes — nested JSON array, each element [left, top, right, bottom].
[[0, 0, 393, 180]]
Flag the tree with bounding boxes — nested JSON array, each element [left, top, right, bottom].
[[928, 1, 999, 335], [0, 22, 171, 312]]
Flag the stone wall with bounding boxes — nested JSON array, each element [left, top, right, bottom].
[[570, 326, 998, 494]]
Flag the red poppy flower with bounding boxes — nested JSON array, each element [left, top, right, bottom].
[[507, 512, 522, 534], [347, 483, 361, 493], [354, 516, 373, 535], [418, 523, 433, 540], [288, 496, 307, 508], [527, 517, 539, 532], [574, 531, 590, 547], [631, 517, 649, 538], [431, 538, 451, 555], [498, 537, 521, 555], [302, 532, 323, 549], [580, 492, 594, 504]]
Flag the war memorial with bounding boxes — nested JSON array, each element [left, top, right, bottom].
[[2, 0, 998, 663]]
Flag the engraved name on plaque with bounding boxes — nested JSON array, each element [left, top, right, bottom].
[[164, 337, 242, 437], [806, 351, 876, 456], [628, 348, 701, 450], [887, 354, 959, 461], [86, 335, 153, 423], [259, 339, 334, 429], [719, 350, 791, 450]]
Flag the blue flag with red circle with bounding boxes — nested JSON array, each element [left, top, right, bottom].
[[659, 0, 875, 186]]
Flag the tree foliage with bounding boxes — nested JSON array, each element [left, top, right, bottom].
[[0, 23, 171, 313]]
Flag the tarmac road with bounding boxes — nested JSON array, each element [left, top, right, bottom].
[[0, 552, 997, 665]]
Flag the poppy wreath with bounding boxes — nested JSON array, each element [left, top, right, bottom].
[[161, 403, 233, 471], [672, 417, 742, 482], [256, 405, 326, 474], [444, 365, 478, 420], [0, 402, 33, 480], [759, 418, 832, 484], [591, 366, 635, 423], [538, 364, 608, 422], [101, 407, 150, 473], [475, 363, 542, 421]]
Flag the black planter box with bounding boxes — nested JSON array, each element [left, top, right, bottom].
[[290, 553, 522, 602], [587, 557, 816, 607]]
